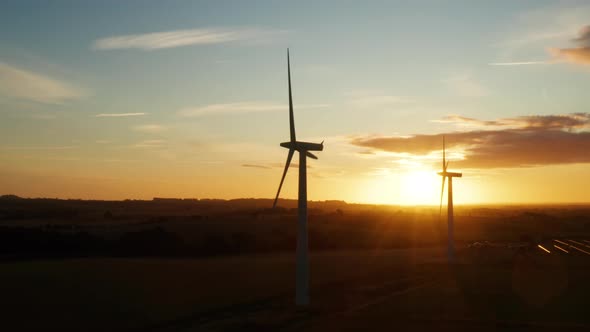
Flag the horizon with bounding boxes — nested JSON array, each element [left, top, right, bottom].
[[3, 193, 590, 208], [1, 1, 590, 205]]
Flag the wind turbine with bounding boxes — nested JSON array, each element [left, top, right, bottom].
[[273, 49, 323, 306], [438, 136, 462, 262]]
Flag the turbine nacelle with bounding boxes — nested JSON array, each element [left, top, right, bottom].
[[438, 171, 462, 178], [280, 141, 324, 152]]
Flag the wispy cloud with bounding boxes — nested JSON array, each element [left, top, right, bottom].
[[0, 145, 77, 150], [93, 27, 284, 50], [0, 62, 85, 104], [491, 4, 590, 66], [351, 113, 590, 169], [178, 101, 329, 117], [132, 124, 167, 133], [493, 25, 590, 68], [346, 91, 411, 109], [130, 139, 166, 148], [241, 162, 301, 170], [550, 47, 590, 65], [502, 4, 590, 48], [21, 155, 140, 163], [488, 60, 555, 66], [433, 114, 504, 128], [241, 164, 272, 169], [95, 113, 146, 117], [436, 113, 590, 130]]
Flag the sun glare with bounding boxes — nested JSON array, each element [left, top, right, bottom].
[[399, 170, 439, 205], [360, 168, 441, 206]]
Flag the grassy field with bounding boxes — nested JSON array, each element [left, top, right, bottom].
[[2, 247, 589, 331]]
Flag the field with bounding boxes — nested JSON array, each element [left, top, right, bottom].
[[2, 249, 590, 331], [1, 197, 590, 331]]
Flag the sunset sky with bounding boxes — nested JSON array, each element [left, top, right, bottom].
[[1, 0, 589, 204]]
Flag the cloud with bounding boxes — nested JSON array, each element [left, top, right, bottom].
[[178, 101, 329, 117], [0, 62, 84, 104], [132, 124, 167, 133], [497, 24, 590, 67], [346, 91, 411, 109], [131, 140, 166, 148], [93, 27, 283, 50], [548, 24, 590, 65], [241, 164, 272, 169], [488, 61, 554, 66], [351, 113, 590, 169], [434, 114, 503, 128], [0, 145, 77, 150], [95, 113, 146, 117], [550, 47, 590, 65], [241, 162, 302, 170], [503, 5, 590, 47], [493, 5, 590, 66], [572, 25, 590, 45], [435, 113, 590, 130]]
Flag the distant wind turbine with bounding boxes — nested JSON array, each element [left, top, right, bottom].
[[438, 136, 462, 262], [273, 49, 324, 306]]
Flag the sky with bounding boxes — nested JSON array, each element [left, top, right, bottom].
[[1, 0, 590, 205]]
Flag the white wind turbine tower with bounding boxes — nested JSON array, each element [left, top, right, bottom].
[[438, 136, 462, 262], [273, 49, 323, 306]]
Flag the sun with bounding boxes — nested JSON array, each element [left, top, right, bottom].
[[359, 168, 441, 206], [399, 170, 439, 205]]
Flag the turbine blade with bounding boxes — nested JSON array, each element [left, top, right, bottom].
[[439, 176, 446, 219], [442, 135, 446, 171], [306, 151, 318, 160], [287, 49, 296, 142], [273, 149, 295, 208]]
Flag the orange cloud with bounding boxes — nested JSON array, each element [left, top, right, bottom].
[[437, 113, 590, 130], [550, 25, 590, 65], [351, 113, 590, 169], [242, 164, 271, 169], [242, 162, 303, 170], [550, 47, 590, 65]]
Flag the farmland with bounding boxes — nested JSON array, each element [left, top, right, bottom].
[[1, 197, 590, 331]]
